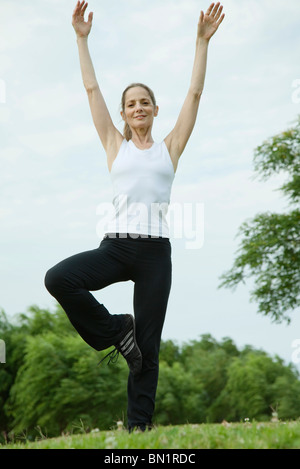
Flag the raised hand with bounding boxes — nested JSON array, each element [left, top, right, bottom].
[[197, 2, 225, 41], [72, 1, 93, 38]]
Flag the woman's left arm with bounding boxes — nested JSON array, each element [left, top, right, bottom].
[[165, 2, 225, 170]]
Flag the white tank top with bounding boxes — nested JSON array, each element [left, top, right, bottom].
[[106, 139, 175, 237]]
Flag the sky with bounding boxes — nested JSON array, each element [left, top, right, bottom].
[[0, 0, 300, 369]]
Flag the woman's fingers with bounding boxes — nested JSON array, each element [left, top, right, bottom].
[[73, 1, 83, 18], [73, 1, 89, 21], [81, 2, 88, 16], [215, 5, 223, 21], [87, 11, 93, 24], [206, 2, 215, 16], [205, 2, 224, 25], [75, 1, 85, 15], [73, 1, 79, 15], [217, 12, 225, 26], [211, 2, 221, 16], [206, 2, 223, 18]]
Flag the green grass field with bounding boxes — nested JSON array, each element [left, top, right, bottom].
[[2, 421, 300, 449]]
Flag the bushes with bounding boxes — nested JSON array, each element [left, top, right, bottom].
[[8, 333, 127, 435], [1, 306, 300, 441]]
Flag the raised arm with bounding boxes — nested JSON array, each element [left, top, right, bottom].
[[164, 2, 225, 171], [72, 1, 123, 165]]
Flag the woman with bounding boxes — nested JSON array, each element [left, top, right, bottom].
[[45, 1, 225, 432]]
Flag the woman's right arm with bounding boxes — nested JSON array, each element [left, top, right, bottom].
[[72, 1, 123, 160]]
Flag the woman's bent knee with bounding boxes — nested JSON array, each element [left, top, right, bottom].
[[44, 266, 62, 295]]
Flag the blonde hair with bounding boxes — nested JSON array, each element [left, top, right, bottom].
[[121, 83, 157, 141]]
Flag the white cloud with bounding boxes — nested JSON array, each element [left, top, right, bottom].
[[18, 82, 85, 121], [18, 124, 96, 157]]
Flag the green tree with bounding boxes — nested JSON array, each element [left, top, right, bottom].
[[219, 116, 300, 323], [6, 332, 128, 438], [156, 334, 240, 425], [159, 340, 181, 366], [155, 361, 206, 425], [1, 305, 128, 439], [213, 351, 300, 422], [2, 307, 300, 441], [180, 334, 239, 420]]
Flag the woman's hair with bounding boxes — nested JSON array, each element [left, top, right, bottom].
[[121, 83, 157, 141]]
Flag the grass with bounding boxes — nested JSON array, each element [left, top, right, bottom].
[[2, 421, 300, 449]]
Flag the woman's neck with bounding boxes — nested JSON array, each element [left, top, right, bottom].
[[130, 129, 154, 149]]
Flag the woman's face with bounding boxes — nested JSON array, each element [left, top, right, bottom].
[[121, 86, 158, 133]]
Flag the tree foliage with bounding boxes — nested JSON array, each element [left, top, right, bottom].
[[1, 306, 300, 443], [219, 116, 300, 323]]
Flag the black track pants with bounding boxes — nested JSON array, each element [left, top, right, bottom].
[[44, 234, 172, 428]]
